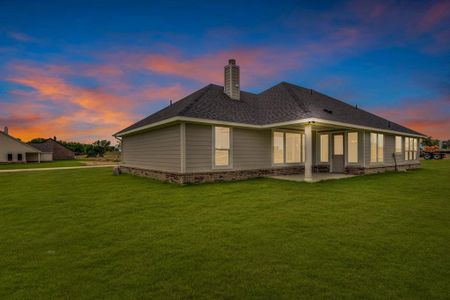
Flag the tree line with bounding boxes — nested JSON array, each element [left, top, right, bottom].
[[29, 138, 119, 157]]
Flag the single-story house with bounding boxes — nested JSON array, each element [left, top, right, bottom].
[[29, 137, 75, 160], [114, 59, 426, 183], [0, 127, 53, 163]]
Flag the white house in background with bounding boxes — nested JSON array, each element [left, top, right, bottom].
[[0, 127, 53, 163]]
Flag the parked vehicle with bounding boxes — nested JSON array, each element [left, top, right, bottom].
[[421, 145, 449, 160]]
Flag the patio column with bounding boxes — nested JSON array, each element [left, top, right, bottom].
[[304, 124, 313, 182], [38, 153, 41, 163]]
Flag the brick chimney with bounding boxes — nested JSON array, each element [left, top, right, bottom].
[[224, 59, 240, 100], [3, 126, 8, 135]]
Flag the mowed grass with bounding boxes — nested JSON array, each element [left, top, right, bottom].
[[0, 161, 449, 299], [0, 160, 84, 170]]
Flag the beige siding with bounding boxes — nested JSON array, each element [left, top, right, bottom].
[[185, 124, 273, 172], [40, 153, 53, 162], [383, 134, 395, 165], [185, 124, 212, 172], [363, 131, 371, 167], [233, 128, 271, 170], [364, 132, 420, 167], [0, 133, 38, 162], [121, 124, 181, 172]]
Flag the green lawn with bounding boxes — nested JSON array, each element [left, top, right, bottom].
[[0, 160, 84, 170], [0, 161, 449, 299]]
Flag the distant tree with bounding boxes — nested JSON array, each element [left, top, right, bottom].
[[86, 148, 98, 158], [29, 138, 47, 143], [422, 136, 439, 147], [92, 140, 112, 157], [60, 141, 89, 155]]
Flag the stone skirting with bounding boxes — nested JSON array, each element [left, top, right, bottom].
[[120, 165, 306, 184], [345, 162, 421, 175], [313, 165, 330, 173], [120, 162, 421, 183]]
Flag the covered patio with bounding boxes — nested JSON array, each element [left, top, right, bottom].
[[270, 172, 355, 183], [270, 120, 364, 182]]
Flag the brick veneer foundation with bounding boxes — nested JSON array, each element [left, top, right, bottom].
[[345, 162, 421, 175], [120, 165, 306, 184], [120, 162, 420, 184]]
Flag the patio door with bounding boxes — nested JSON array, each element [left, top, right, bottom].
[[332, 134, 345, 173]]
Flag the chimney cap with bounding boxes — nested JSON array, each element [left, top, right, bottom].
[[228, 59, 236, 65], [3, 126, 8, 134]]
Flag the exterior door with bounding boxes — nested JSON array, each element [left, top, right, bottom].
[[332, 134, 345, 173]]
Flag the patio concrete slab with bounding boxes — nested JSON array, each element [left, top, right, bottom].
[[269, 173, 355, 183]]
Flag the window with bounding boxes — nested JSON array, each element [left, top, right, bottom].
[[395, 136, 402, 153], [286, 133, 301, 163], [370, 133, 384, 163], [405, 137, 418, 160], [273, 131, 304, 164], [320, 134, 329, 162], [413, 138, 417, 160], [378, 134, 384, 162], [333, 135, 344, 155], [348, 132, 358, 163], [7, 153, 13, 161], [214, 127, 230, 167], [273, 132, 284, 164], [17, 153, 23, 161]]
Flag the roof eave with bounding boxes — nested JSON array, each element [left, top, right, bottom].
[[114, 116, 427, 138]]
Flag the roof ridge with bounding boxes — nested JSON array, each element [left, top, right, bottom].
[[0, 131, 41, 152], [280, 82, 310, 114]]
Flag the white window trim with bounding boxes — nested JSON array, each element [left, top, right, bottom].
[[271, 129, 304, 166], [212, 126, 233, 169]]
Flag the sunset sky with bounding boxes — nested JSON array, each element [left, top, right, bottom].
[[0, 0, 449, 142]]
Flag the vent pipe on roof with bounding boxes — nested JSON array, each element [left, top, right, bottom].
[[3, 126, 8, 135], [224, 59, 240, 100]]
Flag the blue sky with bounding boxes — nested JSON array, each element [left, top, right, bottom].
[[0, 0, 449, 141]]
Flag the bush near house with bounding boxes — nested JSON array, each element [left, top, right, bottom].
[[0, 160, 448, 299]]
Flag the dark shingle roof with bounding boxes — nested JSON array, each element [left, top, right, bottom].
[[29, 139, 74, 153], [116, 82, 423, 136]]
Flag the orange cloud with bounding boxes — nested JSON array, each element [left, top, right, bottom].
[[136, 84, 190, 102], [375, 98, 450, 140], [3, 62, 188, 142], [2, 46, 308, 142], [117, 48, 303, 85]]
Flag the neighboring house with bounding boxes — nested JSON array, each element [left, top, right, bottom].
[[0, 127, 53, 163], [114, 59, 426, 183], [29, 138, 75, 160]]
